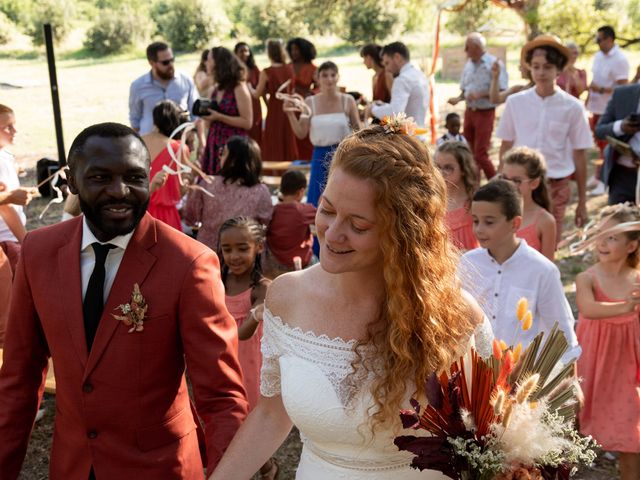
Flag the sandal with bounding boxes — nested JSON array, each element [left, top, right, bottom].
[[258, 458, 279, 480]]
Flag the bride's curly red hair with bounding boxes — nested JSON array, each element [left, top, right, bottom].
[[329, 126, 477, 431]]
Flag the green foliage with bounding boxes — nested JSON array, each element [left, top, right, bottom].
[[152, 0, 229, 52], [84, 7, 153, 55], [232, 0, 308, 43], [26, 0, 75, 46], [445, 0, 491, 36], [0, 0, 34, 26], [341, 0, 398, 43], [0, 10, 16, 45]]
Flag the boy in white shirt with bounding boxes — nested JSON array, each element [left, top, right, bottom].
[[0, 104, 34, 272], [496, 36, 593, 243], [458, 179, 580, 363]]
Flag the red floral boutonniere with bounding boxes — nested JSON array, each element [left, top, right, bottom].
[[112, 283, 148, 333]]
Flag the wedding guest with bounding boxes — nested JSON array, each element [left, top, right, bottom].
[[501, 147, 556, 261], [496, 35, 592, 242], [575, 204, 640, 480], [129, 42, 197, 135], [251, 39, 298, 163], [235, 42, 263, 147], [210, 121, 492, 479], [285, 61, 361, 207], [459, 179, 579, 362], [219, 216, 278, 479], [0, 104, 34, 272], [586, 25, 629, 195], [287, 37, 317, 161], [199, 46, 252, 175], [435, 141, 478, 251], [436, 113, 467, 145], [448, 32, 508, 179], [265, 170, 316, 277], [142, 100, 188, 231], [360, 43, 393, 103], [557, 42, 587, 99], [0, 122, 248, 479], [184, 136, 272, 251], [367, 42, 429, 128], [193, 49, 214, 97]]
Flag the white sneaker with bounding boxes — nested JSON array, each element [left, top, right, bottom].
[[587, 175, 599, 189], [35, 408, 45, 422], [588, 181, 606, 196]]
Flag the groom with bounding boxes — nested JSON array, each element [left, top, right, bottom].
[[0, 123, 248, 479]]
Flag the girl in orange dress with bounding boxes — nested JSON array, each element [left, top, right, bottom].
[[235, 42, 263, 147], [501, 147, 556, 261], [287, 37, 317, 161], [575, 203, 640, 480], [219, 216, 278, 479], [434, 141, 478, 251], [251, 39, 298, 163]]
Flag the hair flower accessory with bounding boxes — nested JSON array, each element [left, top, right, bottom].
[[112, 283, 148, 333], [380, 113, 427, 136]]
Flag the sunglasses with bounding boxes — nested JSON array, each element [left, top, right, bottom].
[[157, 58, 175, 66]]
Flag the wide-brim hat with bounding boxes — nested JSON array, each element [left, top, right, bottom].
[[520, 35, 571, 67]]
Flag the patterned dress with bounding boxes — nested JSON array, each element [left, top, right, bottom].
[[201, 88, 248, 175]]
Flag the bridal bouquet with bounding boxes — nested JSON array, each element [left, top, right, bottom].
[[394, 299, 598, 480]]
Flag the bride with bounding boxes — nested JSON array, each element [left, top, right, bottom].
[[210, 122, 493, 479]]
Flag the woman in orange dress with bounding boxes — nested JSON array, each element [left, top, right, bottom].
[[251, 39, 298, 163], [287, 37, 317, 161], [235, 42, 263, 147], [360, 43, 393, 103]]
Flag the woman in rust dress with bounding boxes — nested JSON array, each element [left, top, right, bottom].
[[252, 39, 298, 163], [235, 42, 263, 147], [286, 37, 317, 161], [199, 46, 252, 175], [360, 43, 393, 103]]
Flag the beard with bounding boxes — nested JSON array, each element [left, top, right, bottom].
[[78, 196, 148, 240], [156, 67, 175, 81]]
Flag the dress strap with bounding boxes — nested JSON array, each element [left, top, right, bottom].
[[310, 95, 316, 115], [341, 93, 348, 112]]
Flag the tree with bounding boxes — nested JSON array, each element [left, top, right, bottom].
[[490, 0, 541, 40]]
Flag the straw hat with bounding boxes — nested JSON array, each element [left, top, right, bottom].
[[520, 35, 571, 67]]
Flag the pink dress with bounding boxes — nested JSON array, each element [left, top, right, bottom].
[[225, 288, 262, 410], [577, 271, 640, 452], [446, 206, 478, 251], [516, 210, 542, 252]]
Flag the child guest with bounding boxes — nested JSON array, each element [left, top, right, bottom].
[[496, 35, 592, 242], [501, 147, 557, 261], [265, 170, 316, 277], [434, 141, 478, 251], [575, 204, 640, 480], [437, 112, 467, 146], [218, 216, 278, 479], [458, 180, 580, 362]]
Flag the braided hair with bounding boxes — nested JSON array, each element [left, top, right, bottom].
[[218, 216, 266, 287]]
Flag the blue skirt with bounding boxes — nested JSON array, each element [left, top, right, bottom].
[[307, 144, 338, 207]]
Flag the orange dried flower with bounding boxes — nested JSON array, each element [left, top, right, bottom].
[[516, 297, 528, 321], [522, 311, 533, 331]]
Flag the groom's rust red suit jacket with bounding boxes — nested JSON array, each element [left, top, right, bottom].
[[0, 213, 248, 479]]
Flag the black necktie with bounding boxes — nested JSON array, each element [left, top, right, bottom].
[[83, 243, 116, 351]]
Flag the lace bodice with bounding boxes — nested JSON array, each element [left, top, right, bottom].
[[260, 308, 494, 479]]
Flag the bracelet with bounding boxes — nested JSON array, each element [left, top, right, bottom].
[[249, 306, 261, 323]]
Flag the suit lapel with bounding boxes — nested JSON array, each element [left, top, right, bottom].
[[57, 218, 88, 368], [83, 214, 158, 380]]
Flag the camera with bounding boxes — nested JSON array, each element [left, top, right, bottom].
[[192, 99, 220, 117]]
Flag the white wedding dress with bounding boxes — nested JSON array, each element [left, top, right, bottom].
[[260, 308, 494, 479]]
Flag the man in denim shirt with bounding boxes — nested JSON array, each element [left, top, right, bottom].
[[448, 32, 508, 180], [129, 42, 198, 135]]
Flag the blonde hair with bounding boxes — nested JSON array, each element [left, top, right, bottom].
[[599, 203, 640, 268], [435, 141, 478, 205], [330, 126, 477, 431]]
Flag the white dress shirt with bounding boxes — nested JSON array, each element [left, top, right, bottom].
[[458, 240, 580, 363], [371, 63, 429, 127], [80, 217, 134, 303], [586, 45, 630, 115], [0, 149, 26, 243], [496, 87, 593, 179]]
